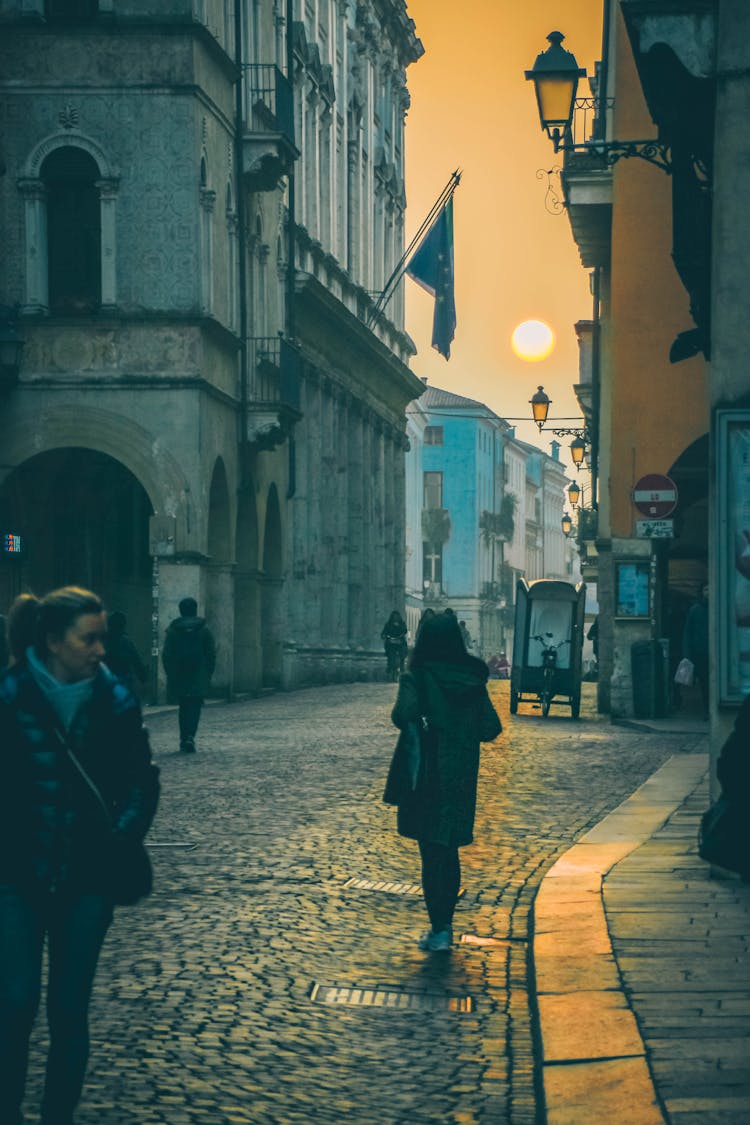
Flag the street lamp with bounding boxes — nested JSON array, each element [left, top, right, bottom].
[[570, 435, 586, 470], [530, 385, 588, 472], [567, 480, 581, 507], [525, 31, 673, 173], [530, 385, 551, 430], [0, 306, 24, 388], [561, 511, 573, 537], [525, 31, 587, 152]]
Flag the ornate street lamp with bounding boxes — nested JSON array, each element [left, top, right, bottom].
[[0, 306, 24, 388], [561, 511, 573, 537], [569, 435, 586, 470], [525, 31, 587, 152], [530, 385, 551, 430], [526, 31, 673, 173], [567, 480, 581, 507]]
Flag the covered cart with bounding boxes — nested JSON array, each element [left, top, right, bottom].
[[510, 578, 586, 718]]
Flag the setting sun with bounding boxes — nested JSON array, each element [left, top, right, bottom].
[[511, 320, 555, 362]]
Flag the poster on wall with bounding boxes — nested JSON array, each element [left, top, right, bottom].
[[615, 561, 649, 618], [718, 410, 750, 704]]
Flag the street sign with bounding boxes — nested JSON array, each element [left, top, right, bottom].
[[636, 519, 674, 539], [632, 473, 678, 518]]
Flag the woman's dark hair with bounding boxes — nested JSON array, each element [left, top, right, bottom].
[[409, 611, 468, 668], [7, 593, 39, 663], [179, 597, 198, 617], [30, 586, 104, 655]]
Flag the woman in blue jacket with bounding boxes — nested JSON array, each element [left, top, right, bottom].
[[0, 586, 159, 1125]]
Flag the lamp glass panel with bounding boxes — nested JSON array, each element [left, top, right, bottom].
[[536, 75, 577, 129]]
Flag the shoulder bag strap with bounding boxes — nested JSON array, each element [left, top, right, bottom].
[[52, 725, 114, 828]]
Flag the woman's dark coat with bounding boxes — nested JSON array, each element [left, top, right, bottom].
[[0, 661, 159, 897], [391, 660, 502, 847], [717, 694, 750, 798]]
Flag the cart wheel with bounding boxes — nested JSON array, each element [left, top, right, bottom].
[[510, 688, 518, 714], [541, 691, 551, 717], [571, 689, 581, 719]]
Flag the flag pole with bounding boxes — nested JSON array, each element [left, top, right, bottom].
[[368, 169, 461, 328]]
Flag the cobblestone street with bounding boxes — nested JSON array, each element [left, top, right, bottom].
[[24, 681, 704, 1125]]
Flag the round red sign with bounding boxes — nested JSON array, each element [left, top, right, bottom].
[[632, 474, 678, 518]]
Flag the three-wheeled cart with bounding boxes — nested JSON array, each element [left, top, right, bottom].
[[510, 578, 586, 718]]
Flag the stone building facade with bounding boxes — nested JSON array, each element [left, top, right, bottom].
[[0, 0, 424, 694]]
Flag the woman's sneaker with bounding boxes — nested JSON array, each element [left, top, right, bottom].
[[418, 926, 453, 952]]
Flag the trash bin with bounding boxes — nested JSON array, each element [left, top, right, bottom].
[[631, 640, 667, 718]]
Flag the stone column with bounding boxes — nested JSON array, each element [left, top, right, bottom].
[[371, 421, 387, 638], [18, 178, 48, 314], [96, 178, 119, 311], [319, 381, 335, 644], [206, 562, 234, 697], [333, 390, 349, 657], [360, 414, 373, 647], [347, 403, 365, 649], [200, 187, 216, 314], [305, 372, 322, 644]]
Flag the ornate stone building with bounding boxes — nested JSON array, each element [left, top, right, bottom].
[[0, 0, 424, 693]]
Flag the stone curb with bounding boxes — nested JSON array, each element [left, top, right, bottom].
[[532, 753, 708, 1125]]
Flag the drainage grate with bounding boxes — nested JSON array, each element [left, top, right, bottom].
[[343, 877, 466, 898], [309, 982, 473, 1013]]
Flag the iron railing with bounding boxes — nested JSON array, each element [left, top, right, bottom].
[[248, 336, 301, 412], [243, 64, 295, 144]]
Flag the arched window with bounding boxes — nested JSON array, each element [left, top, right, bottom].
[[41, 147, 101, 315]]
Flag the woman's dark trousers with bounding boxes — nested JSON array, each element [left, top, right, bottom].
[[418, 841, 461, 931], [0, 886, 112, 1125]]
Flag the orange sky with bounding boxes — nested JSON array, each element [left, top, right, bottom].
[[403, 1, 603, 451]]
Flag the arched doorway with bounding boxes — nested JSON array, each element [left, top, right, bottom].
[[206, 458, 233, 696], [0, 447, 153, 661], [234, 483, 261, 692], [261, 483, 283, 687]]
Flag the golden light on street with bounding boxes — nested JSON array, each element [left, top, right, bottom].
[[511, 320, 555, 362]]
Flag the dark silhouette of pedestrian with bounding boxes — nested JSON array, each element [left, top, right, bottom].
[[389, 612, 501, 952], [0, 586, 159, 1125], [162, 597, 216, 753], [381, 610, 408, 679], [104, 611, 148, 695]]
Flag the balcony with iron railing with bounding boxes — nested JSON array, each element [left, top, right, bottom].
[[560, 97, 615, 269], [245, 335, 302, 450], [241, 64, 298, 190]]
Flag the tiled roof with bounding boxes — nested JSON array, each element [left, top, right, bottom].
[[420, 384, 489, 411]]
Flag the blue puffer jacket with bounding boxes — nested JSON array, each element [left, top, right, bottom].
[[0, 660, 159, 897]]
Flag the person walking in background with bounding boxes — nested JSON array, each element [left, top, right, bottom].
[[458, 620, 473, 652], [389, 612, 501, 953], [0, 586, 159, 1125], [162, 597, 216, 753], [103, 611, 148, 696], [381, 610, 408, 681], [683, 582, 709, 718]]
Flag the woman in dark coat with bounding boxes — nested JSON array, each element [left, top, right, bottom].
[[0, 586, 159, 1125], [390, 611, 502, 952]]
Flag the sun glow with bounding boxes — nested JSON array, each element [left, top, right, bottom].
[[511, 320, 555, 362]]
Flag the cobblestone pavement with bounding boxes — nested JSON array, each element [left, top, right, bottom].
[[23, 681, 705, 1125]]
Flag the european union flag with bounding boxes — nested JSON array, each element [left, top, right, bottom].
[[406, 197, 456, 360]]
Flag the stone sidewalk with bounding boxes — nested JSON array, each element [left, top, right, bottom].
[[533, 747, 750, 1124]]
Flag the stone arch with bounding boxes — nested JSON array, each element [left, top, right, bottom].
[[0, 446, 154, 678], [22, 131, 118, 181], [234, 482, 261, 692], [19, 133, 119, 313], [261, 483, 284, 687], [206, 457, 233, 695], [0, 405, 188, 535]]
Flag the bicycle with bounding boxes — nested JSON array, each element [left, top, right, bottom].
[[384, 637, 406, 682], [531, 633, 570, 717]]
